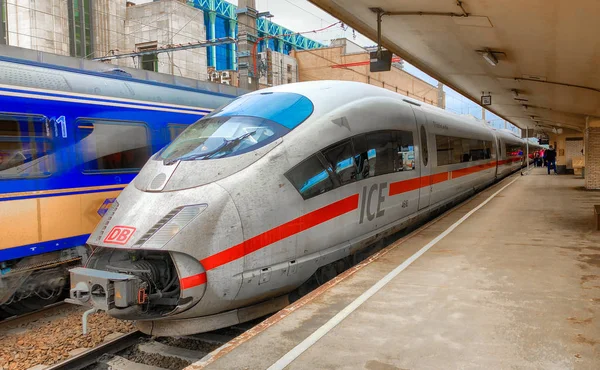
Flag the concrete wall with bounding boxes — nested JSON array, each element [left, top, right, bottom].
[[91, 0, 127, 60], [120, 0, 207, 80], [293, 40, 442, 107], [547, 130, 585, 174], [5, 0, 70, 55], [585, 117, 600, 189]]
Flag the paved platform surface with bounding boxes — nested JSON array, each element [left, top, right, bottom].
[[192, 169, 600, 370]]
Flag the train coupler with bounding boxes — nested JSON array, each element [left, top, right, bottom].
[[67, 267, 142, 311]]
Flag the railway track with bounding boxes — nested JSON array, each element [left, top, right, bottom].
[[0, 301, 69, 327], [45, 319, 264, 370]]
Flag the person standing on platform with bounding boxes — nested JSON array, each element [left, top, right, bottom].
[[544, 145, 557, 174]]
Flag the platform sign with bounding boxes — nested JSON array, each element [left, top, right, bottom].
[[481, 95, 492, 106], [98, 198, 116, 217]]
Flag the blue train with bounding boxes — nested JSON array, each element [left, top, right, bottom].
[[0, 55, 239, 317]]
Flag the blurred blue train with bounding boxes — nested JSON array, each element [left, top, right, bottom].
[[0, 55, 239, 317]]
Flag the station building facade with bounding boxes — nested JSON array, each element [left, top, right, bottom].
[[293, 38, 444, 108], [0, 0, 322, 82]]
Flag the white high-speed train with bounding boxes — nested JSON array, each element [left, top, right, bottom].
[[67, 81, 540, 336]]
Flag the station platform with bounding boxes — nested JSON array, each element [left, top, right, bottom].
[[188, 168, 600, 370]]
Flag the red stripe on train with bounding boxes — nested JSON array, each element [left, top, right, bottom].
[[184, 158, 516, 289], [200, 194, 360, 272], [180, 272, 207, 290], [182, 194, 359, 289]]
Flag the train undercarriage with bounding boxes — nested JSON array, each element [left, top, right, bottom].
[[0, 246, 88, 319]]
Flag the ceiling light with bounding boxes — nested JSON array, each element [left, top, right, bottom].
[[482, 50, 498, 66], [511, 89, 520, 98], [521, 105, 528, 111], [476, 48, 505, 67]]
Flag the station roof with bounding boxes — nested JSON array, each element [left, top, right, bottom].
[[309, 0, 600, 134]]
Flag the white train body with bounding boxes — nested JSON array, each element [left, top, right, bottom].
[[68, 81, 539, 335]]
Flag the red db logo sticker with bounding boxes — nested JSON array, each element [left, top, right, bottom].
[[104, 226, 136, 245]]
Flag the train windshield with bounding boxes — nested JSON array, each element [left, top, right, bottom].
[[159, 92, 313, 162]]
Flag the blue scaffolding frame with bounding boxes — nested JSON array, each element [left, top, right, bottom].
[[188, 0, 325, 70]]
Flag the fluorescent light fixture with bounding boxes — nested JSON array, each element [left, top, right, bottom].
[[482, 50, 498, 66]]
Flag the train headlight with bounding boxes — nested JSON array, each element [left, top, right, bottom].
[[134, 204, 207, 249]]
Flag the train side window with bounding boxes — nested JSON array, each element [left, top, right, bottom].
[[435, 135, 451, 165], [0, 113, 54, 179], [469, 139, 485, 161], [285, 155, 335, 200], [322, 140, 356, 186], [505, 143, 522, 157], [352, 134, 373, 180], [366, 131, 396, 176], [394, 130, 415, 171], [167, 124, 188, 141], [76, 119, 151, 173]]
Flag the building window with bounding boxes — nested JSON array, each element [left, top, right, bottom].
[[137, 42, 158, 72], [0, 0, 7, 45], [68, 0, 93, 58], [287, 64, 292, 73]]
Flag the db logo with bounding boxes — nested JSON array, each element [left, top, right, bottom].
[[104, 226, 136, 245]]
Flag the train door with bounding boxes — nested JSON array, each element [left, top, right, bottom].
[[411, 107, 431, 210]]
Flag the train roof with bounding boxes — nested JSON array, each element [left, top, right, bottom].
[[0, 45, 247, 109]]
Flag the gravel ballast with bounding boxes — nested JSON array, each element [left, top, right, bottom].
[[0, 306, 134, 370]]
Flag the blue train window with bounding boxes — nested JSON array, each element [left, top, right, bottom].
[[0, 113, 54, 179], [167, 123, 188, 141], [76, 119, 151, 173]]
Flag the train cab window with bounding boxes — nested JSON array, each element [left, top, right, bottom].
[[0, 113, 53, 179], [76, 119, 151, 173], [168, 124, 188, 141], [322, 140, 356, 186], [285, 155, 334, 200], [160, 92, 312, 163]]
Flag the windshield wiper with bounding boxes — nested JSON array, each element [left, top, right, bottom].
[[201, 131, 256, 160], [164, 131, 256, 164]]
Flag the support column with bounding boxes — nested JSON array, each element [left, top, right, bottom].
[[237, 0, 258, 91], [228, 19, 237, 70], [208, 10, 217, 68], [276, 38, 283, 53], [585, 116, 600, 189]]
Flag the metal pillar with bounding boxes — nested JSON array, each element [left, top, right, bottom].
[[237, 0, 258, 90], [208, 11, 217, 68], [526, 126, 529, 171], [276, 39, 283, 53], [228, 20, 237, 70]]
